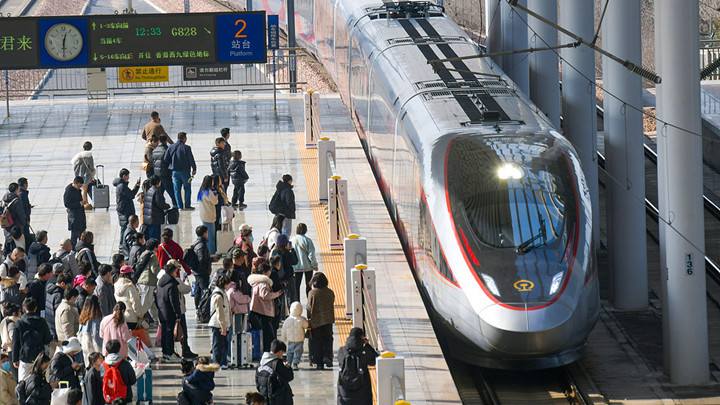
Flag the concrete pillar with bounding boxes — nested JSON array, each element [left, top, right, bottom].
[[328, 177, 348, 250], [559, 0, 599, 246], [603, 0, 647, 310], [286, 0, 297, 92], [501, 0, 529, 94], [317, 138, 335, 202], [344, 235, 367, 319], [527, 0, 560, 128], [485, 0, 503, 69], [351, 266, 375, 330], [377, 356, 406, 404], [655, 0, 709, 385]]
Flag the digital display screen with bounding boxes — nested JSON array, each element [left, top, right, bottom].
[[87, 14, 217, 67], [0, 19, 40, 69]]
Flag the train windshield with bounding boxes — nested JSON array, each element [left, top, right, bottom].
[[447, 135, 576, 252]]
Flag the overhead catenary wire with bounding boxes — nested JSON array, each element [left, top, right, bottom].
[[502, 3, 714, 261]]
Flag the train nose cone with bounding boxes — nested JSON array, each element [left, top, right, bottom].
[[478, 302, 574, 355]]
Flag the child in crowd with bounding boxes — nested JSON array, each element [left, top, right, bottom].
[[228, 150, 249, 209], [83, 352, 105, 405], [245, 392, 266, 405], [74, 261, 92, 288], [280, 301, 308, 370], [0, 303, 20, 352], [101, 339, 137, 404], [181, 357, 218, 405]]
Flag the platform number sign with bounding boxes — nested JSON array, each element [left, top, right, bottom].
[[216, 12, 267, 63], [686, 252, 694, 275], [268, 15, 279, 50]]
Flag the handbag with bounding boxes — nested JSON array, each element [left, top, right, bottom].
[[174, 320, 185, 342], [131, 323, 149, 347], [305, 327, 313, 339], [141, 161, 150, 171], [50, 382, 70, 405]]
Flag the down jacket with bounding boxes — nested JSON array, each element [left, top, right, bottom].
[[114, 277, 146, 324], [143, 186, 170, 225], [1, 192, 26, 231], [210, 146, 229, 180], [208, 287, 230, 332], [248, 274, 282, 318], [152, 143, 169, 178], [156, 272, 181, 322], [226, 281, 250, 315], [71, 150, 95, 184], [113, 177, 139, 228], [63, 184, 86, 233], [55, 299, 80, 342], [269, 180, 296, 219], [280, 302, 308, 343]]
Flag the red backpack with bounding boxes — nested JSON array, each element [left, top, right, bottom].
[[103, 361, 127, 403]]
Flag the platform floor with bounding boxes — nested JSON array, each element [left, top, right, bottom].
[[0, 92, 460, 404]]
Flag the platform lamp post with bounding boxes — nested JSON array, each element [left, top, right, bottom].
[[286, 0, 297, 93], [655, 0, 709, 385]]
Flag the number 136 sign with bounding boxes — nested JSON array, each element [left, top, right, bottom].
[[217, 12, 267, 63]]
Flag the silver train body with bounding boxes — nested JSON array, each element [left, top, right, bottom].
[[232, 0, 600, 368]]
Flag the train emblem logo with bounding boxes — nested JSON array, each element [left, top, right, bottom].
[[513, 280, 534, 292]]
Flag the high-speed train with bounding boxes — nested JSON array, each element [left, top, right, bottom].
[[231, 0, 600, 369]]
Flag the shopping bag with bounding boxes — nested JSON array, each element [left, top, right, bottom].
[[50, 382, 70, 405], [174, 320, 185, 342], [221, 205, 234, 224]]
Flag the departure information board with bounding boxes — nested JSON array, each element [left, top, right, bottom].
[[0, 19, 39, 69], [0, 12, 267, 69], [88, 14, 217, 66]]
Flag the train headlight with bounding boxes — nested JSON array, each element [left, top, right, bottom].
[[549, 271, 564, 295], [481, 273, 501, 297], [497, 163, 523, 180]]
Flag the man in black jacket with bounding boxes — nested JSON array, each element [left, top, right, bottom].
[[27, 230, 50, 278], [164, 132, 197, 210], [210, 137, 229, 191], [27, 263, 52, 315], [256, 339, 294, 405], [153, 134, 176, 207], [2, 182, 27, 245], [113, 168, 140, 252], [95, 264, 116, 316], [12, 297, 52, 382], [63, 177, 86, 248], [157, 262, 182, 361], [143, 175, 170, 241], [268, 174, 296, 236], [192, 225, 213, 310], [45, 272, 72, 341], [336, 328, 379, 405]]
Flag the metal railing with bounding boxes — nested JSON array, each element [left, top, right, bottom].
[[304, 91, 320, 148], [1, 49, 306, 101], [701, 46, 720, 81]]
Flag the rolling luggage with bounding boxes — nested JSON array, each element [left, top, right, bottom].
[[231, 331, 253, 368], [92, 164, 110, 211], [136, 368, 153, 404], [217, 223, 235, 255]]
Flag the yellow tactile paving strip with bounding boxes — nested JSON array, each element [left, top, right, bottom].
[[293, 130, 379, 403]]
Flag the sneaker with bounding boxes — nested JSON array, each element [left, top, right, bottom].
[[220, 365, 228, 370], [231, 202, 238, 207], [292, 364, 299, 371], [238, 203, 247, 209], [162, 354, 181, 363]]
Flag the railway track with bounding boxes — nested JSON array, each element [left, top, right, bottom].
[[449, 357, 591, 405]]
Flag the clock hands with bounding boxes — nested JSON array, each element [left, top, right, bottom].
[[62, 33, 67, 57]]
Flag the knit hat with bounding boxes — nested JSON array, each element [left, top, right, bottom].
[[276, 234, 289, 246], [120, 265, 133, 274], [239, 223, 252, 233], [62, 337, 82, 355]]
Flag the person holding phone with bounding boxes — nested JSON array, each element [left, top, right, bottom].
[[113, 169, 140, 253]]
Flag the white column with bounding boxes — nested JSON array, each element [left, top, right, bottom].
[[317, 138, 335, 202], [527, 0, 560, 128], [655, 0, 709, 385], [501, 0, 529, 94], [485, 0, 503, 69], [377, 356, 406, 404], [344, 235, 367, 319], [559, 0, 599, 246], [603, 0, 647, 310]]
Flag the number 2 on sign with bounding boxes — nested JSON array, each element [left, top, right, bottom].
[[234, 19, 247, 38]]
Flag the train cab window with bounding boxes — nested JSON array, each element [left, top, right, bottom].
[[446, 136, 577, 253]]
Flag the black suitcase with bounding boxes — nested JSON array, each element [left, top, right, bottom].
[[92, 165, 110, 211]]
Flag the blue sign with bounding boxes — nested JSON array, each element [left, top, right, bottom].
[[267, 15, 279, 50], [39, 18, 89, 67], [216, 12, 267, 63]]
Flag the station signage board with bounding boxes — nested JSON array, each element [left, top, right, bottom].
[[183, 65, 231, 81], [267, 15, 279, 50], [118, 66, 169, 83], [0, 11, 267, 69]]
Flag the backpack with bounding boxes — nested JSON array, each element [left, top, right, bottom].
[[338, 352, 365, 391], [132, 252, 153, 284], [0, 198, 17, 228], [49, 251, 70, 272], [183, 247, 199, 272], [19, 327, 43, 361], [268, 189, 283, 215], [102, 361, 128, 403], [196, 290, 221, 323], [177, 390, 192, 405], [255, 358, 286, 400]]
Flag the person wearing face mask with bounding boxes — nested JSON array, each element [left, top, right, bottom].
[[234, 224, 256, 269], [0, 352, 18, 405]]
